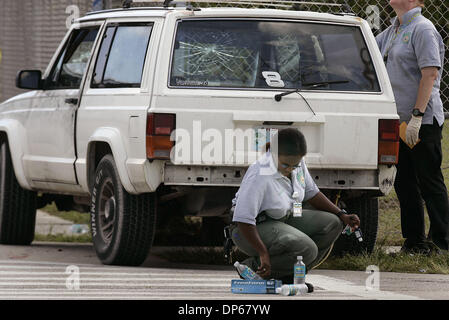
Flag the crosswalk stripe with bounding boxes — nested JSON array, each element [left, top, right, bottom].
[[0, 260, 425, 300], [0, 278, 230, 282], [0, 271, 234, 277], [0, 282, 230, 287], [307, 275, 422, 300]]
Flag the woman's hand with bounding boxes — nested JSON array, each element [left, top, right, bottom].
[[341, 213, 361, 231], [237, 222, 271, 278], [257, 252, 271, 279]]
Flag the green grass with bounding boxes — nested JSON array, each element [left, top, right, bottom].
[[317, 247, 449, 275], [42, 203, 90, 225], [37, 203, 91, 242], [34, 233, 92, 243]]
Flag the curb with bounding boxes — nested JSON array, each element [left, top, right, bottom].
[[35, 210, 89, 237]]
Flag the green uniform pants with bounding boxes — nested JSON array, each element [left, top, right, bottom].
[[231, 209, 344, 279]]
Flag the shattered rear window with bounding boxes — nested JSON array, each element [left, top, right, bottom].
[[170, 19, 380, 92]]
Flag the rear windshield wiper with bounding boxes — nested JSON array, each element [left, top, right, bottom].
[[274, 80, 350, 102]]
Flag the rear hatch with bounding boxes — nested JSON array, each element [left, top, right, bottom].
[[151, 10, 398, 170]]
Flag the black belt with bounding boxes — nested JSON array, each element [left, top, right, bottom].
[[256, 211, 291, 224]]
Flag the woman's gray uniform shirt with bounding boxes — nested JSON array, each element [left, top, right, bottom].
[[231, 151, 320, 225], [376, 7, 445, 126]]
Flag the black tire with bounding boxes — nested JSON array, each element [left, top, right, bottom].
[[0, 140, 37, 245], [90, 154, 157, 266], [332, 197, 378, 256]]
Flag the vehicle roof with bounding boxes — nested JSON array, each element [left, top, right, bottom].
[[77, 7, 362, 24]]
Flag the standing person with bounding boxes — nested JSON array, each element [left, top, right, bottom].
[[230, 128, 360, 283], [376, 0, 449, 253]]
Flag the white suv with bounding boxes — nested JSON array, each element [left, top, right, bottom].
[[0, 2, 399, 265]]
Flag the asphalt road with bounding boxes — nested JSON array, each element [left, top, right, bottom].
[[1, 242, 449, 300]]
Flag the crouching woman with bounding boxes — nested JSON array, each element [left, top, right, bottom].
[[230, 128, 360, 283]]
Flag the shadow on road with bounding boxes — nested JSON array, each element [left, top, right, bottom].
[[0, 242, 234, 271]]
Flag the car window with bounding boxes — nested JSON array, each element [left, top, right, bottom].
[[46, 28, 99, 90], [91, 24, 153, 88], [170, 20, 380, 92]]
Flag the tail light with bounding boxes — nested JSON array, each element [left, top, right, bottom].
[[378, 119, 399, 165], [146, 113, 176, 160]]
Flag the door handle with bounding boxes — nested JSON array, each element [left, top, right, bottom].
[[65, 98, 78, 105]]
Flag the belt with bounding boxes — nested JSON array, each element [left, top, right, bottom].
[[256, 211, 291, 224]]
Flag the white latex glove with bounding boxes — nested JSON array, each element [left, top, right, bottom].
[[406, 115, 422, 146]]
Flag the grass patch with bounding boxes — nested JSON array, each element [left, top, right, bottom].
[[34, 233, 92, 243], [317, 246, 449, 275], [378, 194, 431, 246], [42, 203, 90, 225]]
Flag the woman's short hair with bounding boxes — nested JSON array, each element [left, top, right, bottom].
[[265, 128, 307, 156]]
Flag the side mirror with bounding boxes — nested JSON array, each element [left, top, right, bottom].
[[16, 70, 43, 90]]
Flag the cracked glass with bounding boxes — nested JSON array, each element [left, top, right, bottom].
[[170, 20, 380, 92]]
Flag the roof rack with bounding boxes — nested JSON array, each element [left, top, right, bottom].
[[121, 0, 353, 13]]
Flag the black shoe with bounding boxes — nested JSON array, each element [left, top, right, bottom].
[[423, 240, 443, 255], [305, 282, 314, 293], [401, 239, 436, 255]]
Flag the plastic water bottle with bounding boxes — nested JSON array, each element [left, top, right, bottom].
[[342, 225, 353, 236], [234, 261, 262, 280], [342, 225, 363, 242], [276, 284, 308, 296], [354, 227, 363, 242], [70, 224, 89, 235], [276, 284, 298, 296], [294, 256, 306, 285]]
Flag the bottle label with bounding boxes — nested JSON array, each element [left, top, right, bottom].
[[242, 268, 259, 280], [288, 285, 298, 295], [294, 266, 305, 279], [342, 225, 353, 235]]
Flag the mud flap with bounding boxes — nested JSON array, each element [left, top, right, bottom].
[[378, 165, 397, 195]]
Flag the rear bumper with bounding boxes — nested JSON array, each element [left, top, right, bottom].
[[163, 163, 396, 194]]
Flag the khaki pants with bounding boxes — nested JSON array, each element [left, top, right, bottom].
[[231, 209, 343, 279]]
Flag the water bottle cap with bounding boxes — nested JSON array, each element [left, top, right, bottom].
[[297, 256, 303, 260], [234, 262, 240, 267]]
